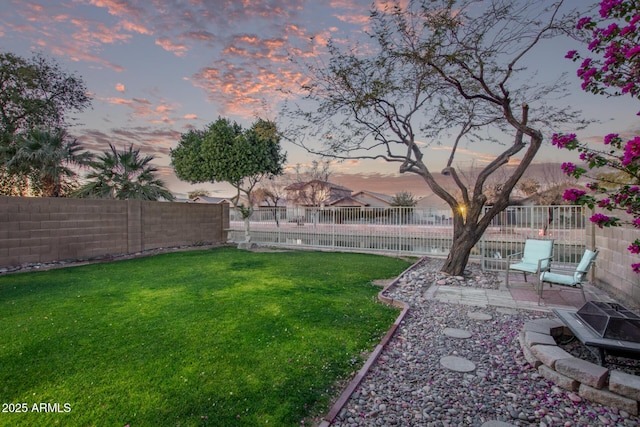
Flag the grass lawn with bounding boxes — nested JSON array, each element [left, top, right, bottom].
[[0, 247, 412, 426]]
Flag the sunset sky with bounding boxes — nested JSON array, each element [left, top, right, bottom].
[[1, 0, 638, 198]]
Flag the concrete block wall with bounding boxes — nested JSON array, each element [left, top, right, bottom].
[[0, 196, 229, 269], [586, 215, 640, 307]]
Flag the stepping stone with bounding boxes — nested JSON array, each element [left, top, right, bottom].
[[468, 311, 492, 321], [443, 328, 472, 339], [440, 355, 476, 372], [496, 307, 517, 315]]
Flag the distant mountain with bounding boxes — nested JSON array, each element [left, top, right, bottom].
[[329, 162, 574, 198]]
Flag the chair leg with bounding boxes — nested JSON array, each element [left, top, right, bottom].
[[537, 279, 544, 305], [579, 284, 586, 302]]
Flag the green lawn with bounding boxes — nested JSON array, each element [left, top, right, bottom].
[[0, 247, 411, 426]]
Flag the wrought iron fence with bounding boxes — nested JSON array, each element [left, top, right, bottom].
[[227, 205, 586, 271], [478, 205, 586, 271]]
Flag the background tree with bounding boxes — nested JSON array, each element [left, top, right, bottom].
[[518, 178, 542, 198], [391, 191, 417, 207], [594, 170, 636, 190], [75, 144, 174, 201], [188, 189, 211, 200], [553, 0, 640, 273], [254, 176, 288, 208], [171, 117, 286, 243], [286, 159, 334, 207], [391, 191, 418, 223], [0, 52, 91, 194], [287, 0, 584, 275], [7, 127, 92, 197]]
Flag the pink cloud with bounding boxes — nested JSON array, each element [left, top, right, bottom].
[[155, 37, 188, 56], [191, 56, 310, 116], [120, 20, 152, 35], [115, 83, 125, 92], [86, 0, 144, 19], [69, 18, 132, 44], [182, 31, 215, 42], [102, 96, 178, 124], [334, 14, 370, 26], [47, 41, 125, 72]]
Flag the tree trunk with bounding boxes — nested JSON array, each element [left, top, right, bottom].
[[243, 217, 251, 243], [440, 227, 481, 276]]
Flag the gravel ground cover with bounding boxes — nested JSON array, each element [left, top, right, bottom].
[[330, 258, 640, 427]]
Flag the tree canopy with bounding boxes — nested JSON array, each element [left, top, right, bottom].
[[75, 144, 174, 201], [286, 0, 585, 275], [0, 51, 92, 195], [7, 127, 92, 197], [171, 117, 286, 210], [0, 52, 91, 148], [391, 192, 418, 207]]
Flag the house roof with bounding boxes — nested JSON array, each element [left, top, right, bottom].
[[352, 190, 394, 204], [191, 196, 232, 204], [415, 193, 451, 210], [284, 180, 352, 192], [327, 196, 369, 207]]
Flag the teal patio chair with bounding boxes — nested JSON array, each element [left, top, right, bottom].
[[539, 248, 599, 304], [505, 238, 554, 289]]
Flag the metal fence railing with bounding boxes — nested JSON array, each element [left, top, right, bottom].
[[227, 205, 586, 271]]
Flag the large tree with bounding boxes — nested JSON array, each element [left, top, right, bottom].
[[0, 51, 91, 193], [171, 117, 286, 242], [75, 144, 174, 201], [7, 127, 92, 197], [287, 0, 586, 275]]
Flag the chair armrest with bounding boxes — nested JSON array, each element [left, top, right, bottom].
[[549, 265, 578, 274], [506, 251, 523, 261], [537, 256, 553, 273]]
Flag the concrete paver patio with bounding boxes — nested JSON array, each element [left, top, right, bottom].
[[428, 274, 618, 312]]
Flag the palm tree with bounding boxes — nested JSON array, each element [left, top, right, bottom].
[[7, 128, 92, 197], [75, 144, 174, 201]]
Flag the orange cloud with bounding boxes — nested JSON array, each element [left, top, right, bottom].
[[87, 0, 144, 18], [47, 42, 125, 72], [115, 83, 125, 93], [191, 56, 310, 117], [155, 37, 188, 56], [102, 96, 178, 124], [120, 20, 152, 35], [334, 14, 369, 26], [69, 18, 132, 44]]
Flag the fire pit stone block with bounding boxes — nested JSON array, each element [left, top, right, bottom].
[[579, 384, 639, 415], [518, 331, 542, 368], [523, 318, 566, 337], [555, 357, 608, 389], [524, 331, 557, 347], [530, 344, 573, 369], [538, 364, 579, 391], [610, 370, 640, 401]]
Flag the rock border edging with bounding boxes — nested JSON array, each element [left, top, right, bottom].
[[519, 318, 640, 416]]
